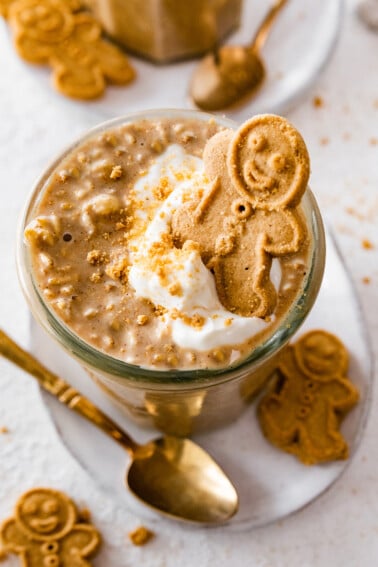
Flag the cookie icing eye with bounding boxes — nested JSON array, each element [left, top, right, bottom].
[[249, 134, 267, 152], [42, 499, 59, 514], [269, 153, 286, 172], [22, 500, 38, 515]]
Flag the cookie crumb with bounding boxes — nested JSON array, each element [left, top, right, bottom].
[[312, 96, 324, 108], [137, 314, 149, 326], [0, 426, 9, 434], [78, 508, 92, 522], [369, 137, 378, 146], [128, 526, 155, 546], [110, 165, 123, 179], [362, 277, 371, 285], [362, 239, 374, 250], [0, 488, 101, 564], [320, 137, 329, 146]]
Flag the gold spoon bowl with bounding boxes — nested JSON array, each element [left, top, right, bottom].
[[190, 0, 288, 111], [0, 328, 238, 524]]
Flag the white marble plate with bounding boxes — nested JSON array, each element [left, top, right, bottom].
[[29, 230, 373, 532], [1, 0, 343, 121]]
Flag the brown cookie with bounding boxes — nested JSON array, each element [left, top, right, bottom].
[[0, 488, 101, 566], [172, 115, 308, 318], [7, 0, 135, 99], [257, 330, 359, 465]]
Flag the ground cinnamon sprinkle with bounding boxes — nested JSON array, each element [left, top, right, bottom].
[[362, 239, 374, 250], [320, 137, 329, 146], [0, 427, 9, 434], [312, 96, 324, 108], [362, 277, 371, 285], [369, 137, 378, 146]]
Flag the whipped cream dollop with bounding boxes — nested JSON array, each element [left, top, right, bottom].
[[127, 145, 281, 351]]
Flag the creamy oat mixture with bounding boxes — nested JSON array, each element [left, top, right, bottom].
[[25, 117, 310, 370]]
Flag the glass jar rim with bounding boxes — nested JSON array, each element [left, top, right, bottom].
[[17, 108, 326, 387]]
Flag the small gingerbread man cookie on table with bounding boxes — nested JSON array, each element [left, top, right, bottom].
[[0, 488, 101, 566], [257, 330, 360, 465], [2, 0, 135, 99], [172, 114, 310, 318]]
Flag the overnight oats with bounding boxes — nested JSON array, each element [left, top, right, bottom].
[[18, 109, 325, 435]]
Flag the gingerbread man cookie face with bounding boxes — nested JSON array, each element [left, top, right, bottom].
[[172, 114, 309, 318], [228, 114, 310, 209], [294, 330, 349, 379], [16, 489, 76, 540], [10, 0, 74, 53], [257, 330, 359, 465]]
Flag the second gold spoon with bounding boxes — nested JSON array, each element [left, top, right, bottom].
[[190, 0, 288, 111], [0, 329, 238, 524]]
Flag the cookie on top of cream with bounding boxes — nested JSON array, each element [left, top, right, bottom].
[[126, 144, 280, 350]]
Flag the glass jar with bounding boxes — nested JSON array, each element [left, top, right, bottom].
[[83, 0, 243, 63], [17, 109, 326, 436]]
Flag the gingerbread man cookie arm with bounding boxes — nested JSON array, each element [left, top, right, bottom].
[[261, 208, 307, 256], [61, 523, 101, 563], [321, 377, 360, 412], [95, 40, 136, 85], [0, 517, 28, 554]]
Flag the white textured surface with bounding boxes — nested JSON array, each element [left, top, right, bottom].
[[0, 0, 378, 565]]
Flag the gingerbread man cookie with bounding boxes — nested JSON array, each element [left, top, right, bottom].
[[257, 330, 359, 465], [4, 0, 135, 99], [0, 488, 101, 566], [171, 114, 309, 318]]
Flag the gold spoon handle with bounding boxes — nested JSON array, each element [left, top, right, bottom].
[[0, 328, 138, 454], [250, 0, 288, 52]]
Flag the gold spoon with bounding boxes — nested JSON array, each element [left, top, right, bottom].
[[0, 328, 238, 524], [190, 0, 288, 111]]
